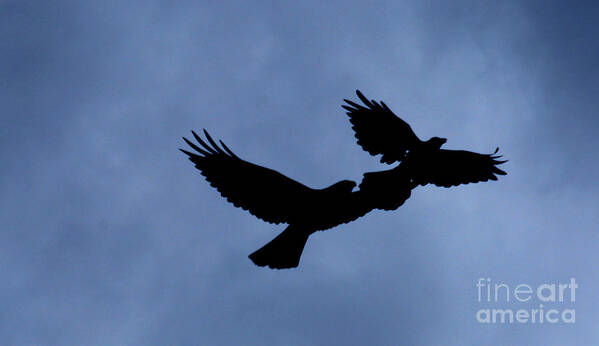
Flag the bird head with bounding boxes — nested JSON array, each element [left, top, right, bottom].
[[426, 137, 447, 149]]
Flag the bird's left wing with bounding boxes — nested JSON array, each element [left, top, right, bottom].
[[342, 90, 421, 164], [411, 148, 507, 187], [180, 130, 313, 225]]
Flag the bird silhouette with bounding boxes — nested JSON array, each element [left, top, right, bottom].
[[343, 90, 507, 187], [180, 130, 413, 269], [180, 91, 507, 269]]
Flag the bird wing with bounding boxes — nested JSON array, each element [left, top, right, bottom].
[[357, 166, 415, 211], [342, 90, 421, 164], [411, 148, 507, 187], [180, 130, 313, 224]]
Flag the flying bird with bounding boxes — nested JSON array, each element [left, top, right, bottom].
[[342, 90, 507, 187], [180, 130, 414, 269]]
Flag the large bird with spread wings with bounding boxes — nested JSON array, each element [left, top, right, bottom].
[[180, 130, 413, 269], [343, 90, 507, 188]]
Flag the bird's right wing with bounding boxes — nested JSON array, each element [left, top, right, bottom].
[[411, 148, 507, 187], [357, 166, 415, 211], [342, 90, 421, 164], [180, 130, 313, 224]]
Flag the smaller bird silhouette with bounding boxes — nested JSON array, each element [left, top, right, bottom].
[[343, 90, 507, 187]]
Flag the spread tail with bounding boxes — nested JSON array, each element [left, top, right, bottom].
[[249, 225, 310, 269]]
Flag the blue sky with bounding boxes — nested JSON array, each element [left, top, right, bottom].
[[2, 1, 598, 344]]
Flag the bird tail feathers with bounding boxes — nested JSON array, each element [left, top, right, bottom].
[[249, 225, 310, 269]]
